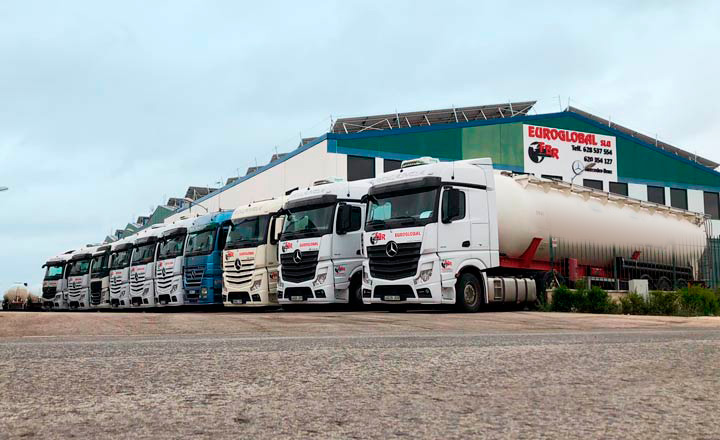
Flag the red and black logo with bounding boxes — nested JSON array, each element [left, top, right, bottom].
[[528, 141, 559, 163], [282, 242, 293, 252], [369, 232, 386, 245]]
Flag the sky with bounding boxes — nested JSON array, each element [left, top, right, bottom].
[[1, 0, 719, 291]]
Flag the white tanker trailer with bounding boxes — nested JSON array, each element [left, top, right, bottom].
[[3, 284, 41, 310], [362, 157, 708, 311]]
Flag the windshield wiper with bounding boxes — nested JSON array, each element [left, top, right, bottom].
[[389, 216, 419, 226]]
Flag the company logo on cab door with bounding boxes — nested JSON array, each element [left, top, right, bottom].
[[369, 232, 386, 245]]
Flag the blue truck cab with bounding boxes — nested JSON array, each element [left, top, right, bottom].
[[183, 211, 233, 305]]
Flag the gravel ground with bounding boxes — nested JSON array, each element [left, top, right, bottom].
[[1, 311, 719, 439]]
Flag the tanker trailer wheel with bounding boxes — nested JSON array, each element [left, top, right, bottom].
[[656, 276, 673, 291], [676, 279, 688, 290], [455, 272, 482, 313], [640, 274, 655, 290]]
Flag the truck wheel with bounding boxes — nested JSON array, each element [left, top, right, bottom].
[[348, 275, 363, 309], [455, 272, 483, 312], [656, 277, 673, 291]]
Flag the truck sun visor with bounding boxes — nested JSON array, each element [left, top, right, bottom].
[[285, 194, 338, 211], [368, 176, 442, 196]]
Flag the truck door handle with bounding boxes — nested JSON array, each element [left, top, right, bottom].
[[462, 241, 470, 248]]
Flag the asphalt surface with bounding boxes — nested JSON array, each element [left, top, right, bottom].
[[1, 311, 719, 439]]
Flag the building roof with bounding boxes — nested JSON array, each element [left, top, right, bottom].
[[332, 101, 536, 134], [185, 186, 217, 200], [566, 106, 718, 169]]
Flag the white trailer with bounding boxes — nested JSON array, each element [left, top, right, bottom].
[[362, 157, 707, 311], [278, 178, 369, 306], [223, 198, 284, 307]]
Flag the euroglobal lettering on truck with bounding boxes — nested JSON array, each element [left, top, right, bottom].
[[223, 198, 284, 307], [278, 178, 369, 306], [362, 157, 707, 311], [183, 211, 232, 306]]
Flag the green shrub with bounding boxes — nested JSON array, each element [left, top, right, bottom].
[[647, 290, 680, 315], [618, 292, 648, 315], [678, 286, 720, 316], [551, 285, 574, 312], [585, 286, 614, 313]]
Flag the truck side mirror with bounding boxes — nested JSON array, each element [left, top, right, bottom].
[[269, 216, 284, 245], [442, 189, 463, 223], [336, 204, 352, 235]]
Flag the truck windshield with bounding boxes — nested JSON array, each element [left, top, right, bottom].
[[90, 254, 109, 278], [186, 228, 217, 257], [281, 204, 335, 240], [132, 243, 156, 265], [44, 264, 64, 280], [68, 259, 91, 276], [158, 234, 186, 260], [227, 216, 269, 249], [366, 187, 439, 231], [110, 250, 132, 269]]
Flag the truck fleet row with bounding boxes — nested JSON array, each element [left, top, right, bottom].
[[39, 157, 709, 312]]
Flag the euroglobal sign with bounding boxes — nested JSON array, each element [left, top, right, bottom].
[[523, 124, 617, 183]]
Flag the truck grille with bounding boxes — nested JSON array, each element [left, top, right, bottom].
[[280, 251, 319, 283], [42, 286, 56, 300], [68, 285, 84, 295], [130, 271, 146, 293], [90, 281, 102, 305], [368, 242, 422, 280], [155, 272, 174, 293], [223, 260, 254, 287], [184, 266, 205, 289]]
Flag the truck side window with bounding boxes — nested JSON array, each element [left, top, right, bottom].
[[349, 206, 362, 232], [217, 225, 230, 250], [441, 189, 466, 222]]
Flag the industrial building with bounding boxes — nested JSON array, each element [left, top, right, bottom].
[[110, 100, 720, 239]]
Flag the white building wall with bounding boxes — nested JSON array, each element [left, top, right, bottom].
[[165, 141, 347, 223], [627, 183, 646, 201], [687, 189, 704, 214]]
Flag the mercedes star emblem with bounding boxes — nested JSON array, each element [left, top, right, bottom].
[[572, 160, 584, 176], [385, 241, 399, 258], [234, 259, 242, 270], [293, 249, 303, 264]]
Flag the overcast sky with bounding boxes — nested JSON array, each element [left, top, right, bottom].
[[1, 1, 719, 290]]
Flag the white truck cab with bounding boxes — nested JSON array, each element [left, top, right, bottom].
[[41, 251, 73, 310], [109, 237, 134, 307], [278, 178, 369, 306], [362, 157, 500, 312], [129, 224, 167, 308], [223, 198, 284, 307], [89, 244, 112, 308], [66, 247, 97, 310], [155, 219, 192, 306]]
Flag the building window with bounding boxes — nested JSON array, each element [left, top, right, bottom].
[[647, 186, 665, 204], [609, 182, 628, 196], [583, 179, 603, 191], [704, 192, 720, 220], [347, 155, 375, 182], [541, 174, 563, 181], [670, 188, 688, 210], [384, 159, 402, 172]]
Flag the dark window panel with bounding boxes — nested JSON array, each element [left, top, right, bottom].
[[647, 186, 665, 204], [541, 174, 563, 181], [383, 159, 402, 173], [583, 179, 603, 191], [670, 188, 688, 210], [347, 156, 375, 182], [609, 182, 628, 196], [704, 192, 720, 220]]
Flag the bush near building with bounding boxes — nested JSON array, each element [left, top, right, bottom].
[[550, 284, 720, 316]]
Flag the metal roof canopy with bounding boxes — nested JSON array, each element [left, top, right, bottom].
[[332, 101, 536, 134], [567, 106, 719, 169]]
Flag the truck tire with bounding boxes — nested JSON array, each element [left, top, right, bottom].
[[656, 276, 673, 291], [455, 272, 483, 312], [348, 275, 363, 309]]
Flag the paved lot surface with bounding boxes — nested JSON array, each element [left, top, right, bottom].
[[1, 311, 719, 439]]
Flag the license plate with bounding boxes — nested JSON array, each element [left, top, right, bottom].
[[384, 295, 401, 301], [160, 300, 167, 305], [232, 299, 243, 305], [290, 295, 304, 302]]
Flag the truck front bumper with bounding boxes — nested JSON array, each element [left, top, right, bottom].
[[156, 276, 185, 306], [224, 270, 279, 307], [68, 289, 91, 310], [130, 281, 156, 308], [362, 259, 450, 305]]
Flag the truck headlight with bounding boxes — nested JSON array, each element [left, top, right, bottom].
[[250, 279, 262, 291], [200, 287, 208, 298], [362, 267, 372, 286], [313, 269, 328, 287], [269, 271, 279, 282], [414, 263, 433, 285]]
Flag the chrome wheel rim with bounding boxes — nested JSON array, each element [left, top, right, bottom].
[[463, 283, 477, 305]]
